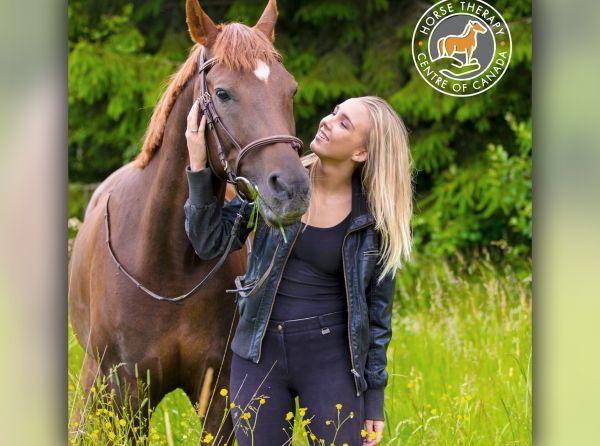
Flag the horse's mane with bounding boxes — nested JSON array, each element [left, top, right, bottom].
[[134, 23, 281, 169], [459, 22, 473, 37]]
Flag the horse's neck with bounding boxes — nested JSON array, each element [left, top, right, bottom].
[[136, 81, 224, 268]]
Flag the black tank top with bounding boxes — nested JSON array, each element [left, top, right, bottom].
[[270, 211, 352, 321]]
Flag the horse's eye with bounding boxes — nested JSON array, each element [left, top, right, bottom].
[[215, 88, 231, 102]]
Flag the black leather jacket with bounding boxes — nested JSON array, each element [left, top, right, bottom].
[[184, 165, 396, 421]]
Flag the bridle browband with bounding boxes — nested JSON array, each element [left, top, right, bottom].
[[196, 47, 304, 200], [104, 46, 304, 304]]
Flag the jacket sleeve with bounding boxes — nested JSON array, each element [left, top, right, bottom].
[[183, 165, 255, 260], [363, 257, 396, 421]]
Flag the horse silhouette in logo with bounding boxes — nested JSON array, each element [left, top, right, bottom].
[[434, 20, 488, 77]]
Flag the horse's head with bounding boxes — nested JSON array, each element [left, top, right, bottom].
[[470, 20, 487, 34], [186, 0, 310, 227]]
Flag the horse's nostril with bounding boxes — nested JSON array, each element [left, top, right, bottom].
[[268, 171, 293, 200]]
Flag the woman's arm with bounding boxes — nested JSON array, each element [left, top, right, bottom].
[[184, 167, 255, 260], [183, 101, 255, 260], [363, 256, 396, 422]]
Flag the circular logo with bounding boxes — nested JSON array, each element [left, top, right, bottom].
[[412, 0, 512, 97]]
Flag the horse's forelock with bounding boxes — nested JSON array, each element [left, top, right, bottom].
[[212, 22, 281, 71]]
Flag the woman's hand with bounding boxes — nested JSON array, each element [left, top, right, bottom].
[[363, 419, 384, 445], [186, 99, 208, 172]]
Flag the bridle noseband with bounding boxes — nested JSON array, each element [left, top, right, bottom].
[[196, 47, 304, 201]]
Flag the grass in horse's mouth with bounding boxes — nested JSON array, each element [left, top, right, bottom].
[[246, 186, 288, 243]]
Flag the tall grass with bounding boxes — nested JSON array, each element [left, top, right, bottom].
[[385, 252, 531, 445], [68, 251, 531, 445]]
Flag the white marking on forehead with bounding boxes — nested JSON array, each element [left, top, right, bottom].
[[254, 60, 270, 82]]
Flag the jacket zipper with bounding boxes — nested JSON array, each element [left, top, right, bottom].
[[342, 222, 373, 397], [255, 224, 302, 363]]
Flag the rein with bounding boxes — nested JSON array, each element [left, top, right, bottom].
[[104, 191, 249, 304], [103, 46, 302, 304]]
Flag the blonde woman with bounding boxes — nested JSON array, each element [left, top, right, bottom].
[[184, 96, 413, 445]]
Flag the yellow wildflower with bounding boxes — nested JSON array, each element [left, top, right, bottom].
[[361, 429, 367, 438], [310, 433, 316, 440], [242, 412, 251, 420], [325, 420, 331, 425], [349, 411, 354, 418], [259, 398, 266, 405], [369, 431, 377, 440], [230, 402, 235, 409], [90, 387, 96, 393], [335, 403, 342, 410], [108, 431, 115, 441], [203, 432, 214, 443], [285, 411, 294, 421], [220, 388, 228, 397], [119, 419, 126, 427], [298, 407, 307, 417]]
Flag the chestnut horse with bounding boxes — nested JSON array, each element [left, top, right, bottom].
[[68, 0, 309, 439]]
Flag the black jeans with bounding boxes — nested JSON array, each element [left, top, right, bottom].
[[229, 310, 365, 446]]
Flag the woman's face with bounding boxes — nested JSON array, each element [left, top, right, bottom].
[[309, 98, 370, 164]]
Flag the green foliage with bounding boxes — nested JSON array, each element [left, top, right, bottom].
[[68, 0, 532, 260], [413, 113, 532, 262]]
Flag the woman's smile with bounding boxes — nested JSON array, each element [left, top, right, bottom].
[[316, 126, 330, 142]]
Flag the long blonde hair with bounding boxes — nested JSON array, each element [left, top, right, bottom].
[[300, 96, 414, 284]]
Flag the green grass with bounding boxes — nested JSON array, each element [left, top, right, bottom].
[[68, 252, 531, 445]]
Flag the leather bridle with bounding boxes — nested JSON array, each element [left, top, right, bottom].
[[196, 47, 304, 201]]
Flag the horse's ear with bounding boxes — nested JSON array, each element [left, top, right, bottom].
[[254, 0, 278, 42], [186, 0, 218, 47]]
